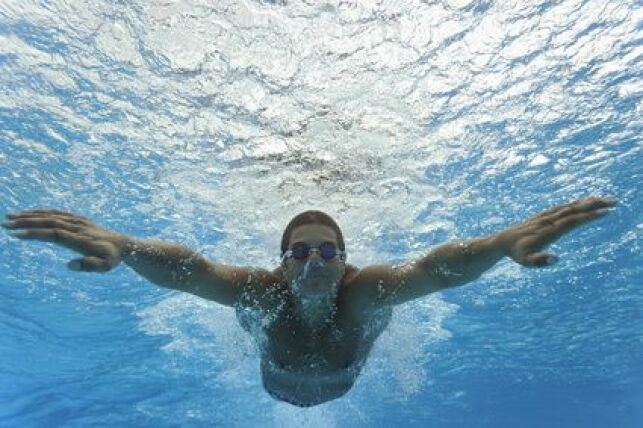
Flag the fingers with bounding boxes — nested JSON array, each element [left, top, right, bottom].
[[5, 210, 90, 225], [520, 207, 610, 255], [68, 256, 113, 272], [530, 197, 614, 237], [550, 197, 615, 221], [534, 207, 611, 242], [513, 198, 614, 268], [537, 197, 616, 223], [2, 217, 84, 233], [2, 211, 98, 255], [8, 227, 95, 254], [3, 211, 119, 273], [10, 209, 87, 219], [554, 209, 610, 233], [534, 203, 570, 219]]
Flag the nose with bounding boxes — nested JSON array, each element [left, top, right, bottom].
[[307, 251, 324, 263], [304, 250, 325, 269]]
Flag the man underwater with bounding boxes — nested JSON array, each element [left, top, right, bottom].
[[2, 196, 615, 406]]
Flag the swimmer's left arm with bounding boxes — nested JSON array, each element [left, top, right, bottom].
[[349, 197, 616, 308], [349, 236, 504, 307]]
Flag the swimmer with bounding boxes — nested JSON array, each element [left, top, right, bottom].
[[2, 196, 616, 407]]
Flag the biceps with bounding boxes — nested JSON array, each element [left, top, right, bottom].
[[383, 261, 446, 306], [349, 263, 444, 309], [185, 262, 253, 307]]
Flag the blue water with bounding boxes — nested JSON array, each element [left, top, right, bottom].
[[1, 0, 641, 427]]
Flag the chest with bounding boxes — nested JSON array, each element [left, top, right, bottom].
[[265, 313, 356, 370], [260, 303, 391, 372], [234, 276, 393, 372]]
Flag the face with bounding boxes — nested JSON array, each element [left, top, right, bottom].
[[282, 224, 346, 297]]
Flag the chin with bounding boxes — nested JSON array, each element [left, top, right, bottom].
[[298, 278, 336, 295]]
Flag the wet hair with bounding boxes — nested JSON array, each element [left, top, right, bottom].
[[280, 210, 346, 256]]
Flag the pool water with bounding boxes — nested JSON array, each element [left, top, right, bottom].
[[0, 0, 641, 427]]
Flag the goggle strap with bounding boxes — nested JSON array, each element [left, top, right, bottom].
[[281, 248, 346, 261]]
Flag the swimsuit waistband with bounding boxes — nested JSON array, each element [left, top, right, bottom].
[[262, 358, 363, 380], [266, 388, 318, 407], [261, 359, 360, 406]]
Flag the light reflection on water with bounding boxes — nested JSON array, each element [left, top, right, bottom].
[[0, 0, 640, 426]]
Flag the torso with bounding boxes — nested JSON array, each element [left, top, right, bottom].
[[235, 265, 392, 406]]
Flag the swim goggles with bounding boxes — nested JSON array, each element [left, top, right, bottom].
[[282, 242, 346, 262]]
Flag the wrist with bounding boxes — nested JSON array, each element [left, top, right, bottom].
[[487, 232, 510, 257], [114, 234, 136, 261]]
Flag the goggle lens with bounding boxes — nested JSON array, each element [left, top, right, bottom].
[[291, 243, 309, 259], [290, 242, 340, 261]]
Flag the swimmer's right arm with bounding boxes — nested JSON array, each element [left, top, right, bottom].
[[2, 209, 263, 307], [119, 238, 254, 306]]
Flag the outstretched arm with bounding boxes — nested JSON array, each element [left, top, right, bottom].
[[347, 197, 616, 308], [2, 209, 271, 307]]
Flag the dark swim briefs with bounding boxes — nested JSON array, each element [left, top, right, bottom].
[[267, 387, 318, 407]]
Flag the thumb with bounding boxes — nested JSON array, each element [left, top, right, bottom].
[[522, 252, 558, 268], [67, 256, 114, 272]]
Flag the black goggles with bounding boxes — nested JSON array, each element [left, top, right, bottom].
[[282, 242, 346, 262]]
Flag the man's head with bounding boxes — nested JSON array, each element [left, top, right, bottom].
[[280, 211, 346, 298]]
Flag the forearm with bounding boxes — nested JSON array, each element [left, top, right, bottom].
[[420, 235, 506, 289], [120, 236, 209, 290]]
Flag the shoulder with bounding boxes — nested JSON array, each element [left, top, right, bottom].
[[340, 263, 394, 315], [342, 263, 392, 290], [235, 266, 286, 310], [342, 264, 361, 281]]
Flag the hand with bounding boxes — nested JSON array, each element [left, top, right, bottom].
[[2, 209, 130, 272], [495, 197, 616, 267]]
